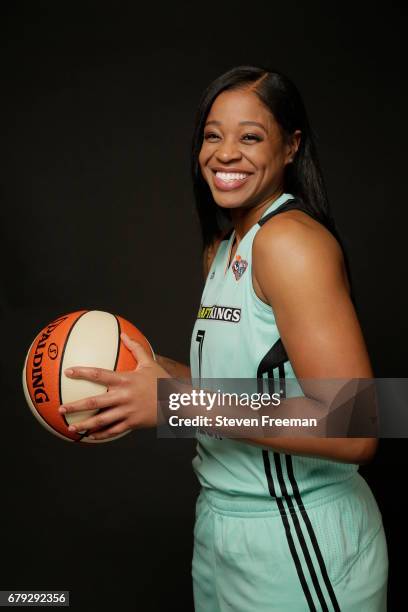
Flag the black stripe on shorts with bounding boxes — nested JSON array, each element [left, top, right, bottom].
[[258, 338, 340, 610]]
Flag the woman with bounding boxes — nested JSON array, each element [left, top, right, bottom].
[[59, 66, 388, 611]]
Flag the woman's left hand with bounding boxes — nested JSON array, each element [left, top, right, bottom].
[[58, 332, 171, 441]]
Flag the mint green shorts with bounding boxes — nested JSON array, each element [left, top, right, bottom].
[[192, 474, 388, 611]]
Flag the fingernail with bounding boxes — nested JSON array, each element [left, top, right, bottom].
[[87, 435, 95, 440], [68, 425, 76, 432], [58, 406, 66, 414], [65, 369, 74, 376]]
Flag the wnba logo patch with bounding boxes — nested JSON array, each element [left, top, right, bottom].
[[232, 255, 248, 280]]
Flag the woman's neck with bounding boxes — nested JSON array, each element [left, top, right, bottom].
[[229, 188, 285, 243]]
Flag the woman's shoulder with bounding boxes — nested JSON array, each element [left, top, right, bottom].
[[252, 208, 349, 300], [254, 208, 343, 267]]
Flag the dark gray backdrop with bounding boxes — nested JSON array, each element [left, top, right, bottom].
[[1, 2, 406, 610]]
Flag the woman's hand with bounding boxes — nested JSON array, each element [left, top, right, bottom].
[[58, 332, 171, 441]]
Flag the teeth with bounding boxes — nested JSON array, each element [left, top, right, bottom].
[[216, 171, 249, 181]]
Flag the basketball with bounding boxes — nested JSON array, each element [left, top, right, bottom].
[[22, 310, 154, 443]]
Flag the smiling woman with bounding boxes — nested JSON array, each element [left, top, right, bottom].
[[58, 65, 388, 611], [187, 66, 388, 611]]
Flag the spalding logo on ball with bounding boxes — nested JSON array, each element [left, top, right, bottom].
[[22, 310, 154, 443]]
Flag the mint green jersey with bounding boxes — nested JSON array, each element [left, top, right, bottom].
[[190, 193, 388, 611], [189, 192, 358, 502]]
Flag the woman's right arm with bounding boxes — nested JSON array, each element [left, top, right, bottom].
[[155, 235, 225, 381], [154, 355, 191, 379]]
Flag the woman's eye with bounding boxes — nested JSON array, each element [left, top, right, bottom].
[[242, 133, 262, 142], [204, 132, 220, 141], [203, 132, 262, 143]]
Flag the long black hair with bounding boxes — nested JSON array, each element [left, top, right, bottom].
[[191, 65, 355, 300]]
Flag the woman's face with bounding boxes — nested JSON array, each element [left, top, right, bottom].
[[199, 88, 299, 212]]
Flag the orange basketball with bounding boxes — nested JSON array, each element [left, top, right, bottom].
[[22, 310, 154, 443]]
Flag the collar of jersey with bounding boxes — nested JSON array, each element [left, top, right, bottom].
[[259, 192, 295, 220]]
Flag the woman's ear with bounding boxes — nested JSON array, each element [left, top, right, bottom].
[[285, 129, 302, 164]]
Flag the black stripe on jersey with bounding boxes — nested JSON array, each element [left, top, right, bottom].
[[257, 337, 288, 374], [257, 197, 323, 228], [262, 450, 317, 612], [256, 337, 288, 395], [258, 197, 296, 226], [275, 453, 331, 612], [278, 363, 286, 396], [286, 455, 341, 611]]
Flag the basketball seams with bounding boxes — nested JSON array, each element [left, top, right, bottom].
[[113, 315, 121, 371], [58, 311, 89, 434]]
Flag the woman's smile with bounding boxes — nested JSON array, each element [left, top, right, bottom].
[[211, 168, 253, 191]]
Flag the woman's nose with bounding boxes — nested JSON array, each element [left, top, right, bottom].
[[215, 139, 242, 162]]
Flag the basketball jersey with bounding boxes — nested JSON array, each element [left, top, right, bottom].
[[189, 192, 359, 503]]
